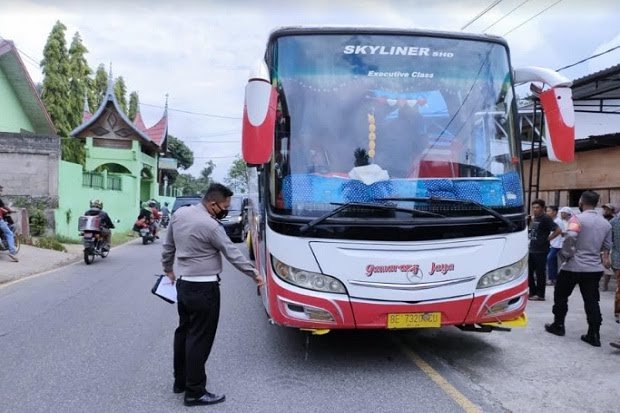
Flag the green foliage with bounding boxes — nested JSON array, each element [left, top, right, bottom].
[[40, 20, 71, 137], [114, 76, 128, 115], [61, 137, 85, 164], [128, 91, 139, 121], [93, 63, 108, 108], [67, 31, 92, 130], [29, 209, 48, 236], [34, 236, 67, 252], [225, 155, 249, 193], [174, 161, 216, 195], [167, 135, 194, 170]]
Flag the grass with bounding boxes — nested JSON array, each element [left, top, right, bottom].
[[111, 231, 137, 246]]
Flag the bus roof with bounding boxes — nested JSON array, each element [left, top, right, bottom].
[[267, 26, 508, 48]]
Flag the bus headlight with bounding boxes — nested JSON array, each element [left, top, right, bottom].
[[477, 255, 527, 289], [272, 256, 346, 294]]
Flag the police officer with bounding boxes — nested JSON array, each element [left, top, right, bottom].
[[545, 191, 612, 347], [162, 183, 263, 406]]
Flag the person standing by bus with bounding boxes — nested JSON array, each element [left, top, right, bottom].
[[162, 183, 264, 406], [545, 190, 612, 347], [528, 199, 561, 301], [545, 205, 565, 286]]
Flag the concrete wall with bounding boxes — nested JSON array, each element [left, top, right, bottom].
[[0, 132, 59, 200]]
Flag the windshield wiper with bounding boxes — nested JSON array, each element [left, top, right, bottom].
[[379, 197, 517, 231], [299, 202, 443, 233]]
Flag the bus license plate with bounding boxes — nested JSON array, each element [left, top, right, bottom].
[[387, 312, 441, 329]]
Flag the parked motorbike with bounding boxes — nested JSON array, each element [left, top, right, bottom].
[[0, 220, 20, 254], [78, 215, 109, 265]]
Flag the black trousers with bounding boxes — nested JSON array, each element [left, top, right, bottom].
[[552, 270, 603, 328], [173, 280, 220, 398], [528, 252, 548, 298]]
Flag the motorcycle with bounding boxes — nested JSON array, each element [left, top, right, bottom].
[[160, 215, 170, 229], [0, 220, 20, 254], [139, 227, 155, 244], [78, 215, 109, 265]]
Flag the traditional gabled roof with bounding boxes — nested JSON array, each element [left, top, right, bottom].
[[82, 93, 92, 122], [133, 110, 147, 131], [70, 67, 167, 150], [132, 103, 168, 147], [0, 39, 56, 135]]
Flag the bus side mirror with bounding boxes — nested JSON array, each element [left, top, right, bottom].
[[514, 66, 575, 163], [242, 60, 277, 165], [539, 87, 575, 162]]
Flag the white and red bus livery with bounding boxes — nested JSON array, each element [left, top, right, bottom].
[[242, 27, 574, 333]]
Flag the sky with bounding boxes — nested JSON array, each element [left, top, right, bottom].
[[1, 0, 619, 183]]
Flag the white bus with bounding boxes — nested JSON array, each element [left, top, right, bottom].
[[242, 27, 574, 333]]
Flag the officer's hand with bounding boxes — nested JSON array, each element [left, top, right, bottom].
[[254, 274, 265, 288], [603, 256, 612, 269], [165, 271, 176, 284]]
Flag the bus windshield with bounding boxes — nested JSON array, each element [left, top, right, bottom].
[[269, 33, 523, 218]]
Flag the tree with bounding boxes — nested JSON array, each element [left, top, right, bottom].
[[225, 155, 249, 193], [174, 173, 201, 196], [40, 20, 71, 138], [174, 161, 216, 195], [67, 31, 92, 129], [92, 63, 108, 108], [114, 76, 128, 115], [166, 135, 194, 170], [128, 91, 139, 121]]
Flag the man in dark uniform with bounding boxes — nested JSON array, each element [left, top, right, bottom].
[[162, 183, 264, 406], [528, 199, 561, 301]]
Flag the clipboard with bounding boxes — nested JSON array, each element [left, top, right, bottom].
[[151, 274, 177, 304]]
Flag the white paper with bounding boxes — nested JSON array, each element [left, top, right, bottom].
[[155, 276, 177, 303], [348, 164, 390, 185]]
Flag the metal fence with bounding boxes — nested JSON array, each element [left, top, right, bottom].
[[107, 175, 122, 191], [82, 172, 104, 189], [82, 172, 122, 191]]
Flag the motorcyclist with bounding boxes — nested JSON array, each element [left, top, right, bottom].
[[149, 200, 161, 238], [0, 184, 18, 262], [160, 202, 170, 228], [84, 199, 115, 248], [134, 201, 158, 239]]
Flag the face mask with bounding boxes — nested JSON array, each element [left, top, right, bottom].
[[213, 203, 228, 220]]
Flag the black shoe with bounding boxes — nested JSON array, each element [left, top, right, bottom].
[[184, 392, 226, 406], [173, 384, 185, 394], [580, 333, 601, 347], [544, 322, 565, 336]]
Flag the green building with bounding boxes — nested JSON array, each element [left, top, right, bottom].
[[55, 71, 174, 239]]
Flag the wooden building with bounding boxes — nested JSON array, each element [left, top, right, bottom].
[[523, 64, 620, 208]]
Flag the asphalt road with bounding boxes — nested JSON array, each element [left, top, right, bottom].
[[0, 237, 617, 413]]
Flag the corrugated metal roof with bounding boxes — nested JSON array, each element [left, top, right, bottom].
[[571, 63, 620, 100]]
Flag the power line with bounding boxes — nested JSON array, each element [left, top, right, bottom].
[[502, 0, 563, 36], [0, 33, 243, 120], [193, 155, 240, 159], [556, 44, 620, 72], [461, 0, 504, 30], [140, 102, 242, 119], [482, 0, 531, 33]]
